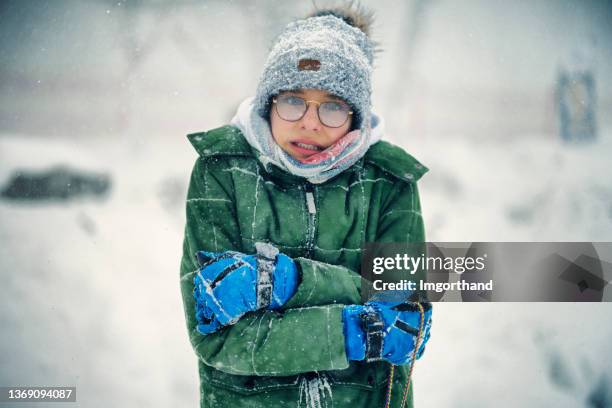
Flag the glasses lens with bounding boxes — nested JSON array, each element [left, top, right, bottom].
[[276, 95, 306, 121], [319, 101, 350, 127]]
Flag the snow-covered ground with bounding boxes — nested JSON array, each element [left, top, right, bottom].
[[2, 0, 612, 406], [1, 131, 611, 407]]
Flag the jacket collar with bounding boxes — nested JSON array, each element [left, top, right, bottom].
[[188, 126, 428, 185], [364, 141, 428, 183], [187, 126, 252, 158]]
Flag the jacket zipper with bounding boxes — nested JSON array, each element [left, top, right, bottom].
[[304, 183, 316, 259]]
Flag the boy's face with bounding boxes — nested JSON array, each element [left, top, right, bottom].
[[269, 88, 352, 162]]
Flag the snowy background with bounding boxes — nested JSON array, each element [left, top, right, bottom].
[[1, 0, 612, 407]]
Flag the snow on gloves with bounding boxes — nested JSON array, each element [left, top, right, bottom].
[[193, 242, 299, 335], [343, 301, 432, 365]]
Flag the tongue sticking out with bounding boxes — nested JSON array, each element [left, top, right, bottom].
[[296, 130, 360, 165]]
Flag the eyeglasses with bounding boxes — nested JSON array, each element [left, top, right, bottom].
[[272, 94, 353, 128]]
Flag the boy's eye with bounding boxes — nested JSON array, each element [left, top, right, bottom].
[[322, 101, 348, 112], [284, 96, 305, 106], [323, 102, 343, 111]]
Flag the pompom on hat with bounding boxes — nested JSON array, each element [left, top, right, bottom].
[[254, 10, 375, 132]]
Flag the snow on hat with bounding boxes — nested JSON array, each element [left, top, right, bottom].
[[254, 11, 375, 131]]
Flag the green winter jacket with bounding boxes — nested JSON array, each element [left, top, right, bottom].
[[179, 125, 428, 408]]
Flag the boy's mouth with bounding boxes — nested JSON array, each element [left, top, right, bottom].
[[292, 141, 323, 151]]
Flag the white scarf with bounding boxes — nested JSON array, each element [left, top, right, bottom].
[[230, 97, 384, 184]]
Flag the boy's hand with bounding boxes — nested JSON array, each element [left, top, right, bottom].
[[193, 244, 299, 333], [343, 301, 432, 365], [193, 295, 224, 335]]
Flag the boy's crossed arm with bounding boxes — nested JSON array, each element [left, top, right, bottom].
[[179, 157, 431, 376], [180, 244, 361, 376]]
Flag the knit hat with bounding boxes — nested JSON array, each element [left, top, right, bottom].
[[254, 12, 375, 132]]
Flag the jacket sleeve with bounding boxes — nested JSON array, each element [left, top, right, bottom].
[[377, 178, 425, 243], [374, 179, 428, 288]]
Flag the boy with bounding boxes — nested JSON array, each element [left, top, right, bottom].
[[180, 6, 432, 407]]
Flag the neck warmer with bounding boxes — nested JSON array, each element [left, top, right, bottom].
[[230, 97, 384, 184]]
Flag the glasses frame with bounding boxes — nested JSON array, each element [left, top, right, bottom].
[[272, 95, 353, 128]]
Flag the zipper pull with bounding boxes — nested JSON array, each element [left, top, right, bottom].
[[306, 191, 316, 214]]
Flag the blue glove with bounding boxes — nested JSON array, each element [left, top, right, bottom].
[[343, 301, 432, 365], [193, 243, 299, 334], [193, 289, 223, 335]]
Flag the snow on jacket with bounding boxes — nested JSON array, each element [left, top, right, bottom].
[[179, 125, 428, 408]]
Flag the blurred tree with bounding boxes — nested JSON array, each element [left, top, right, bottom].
[[556, 67, 597, 143]]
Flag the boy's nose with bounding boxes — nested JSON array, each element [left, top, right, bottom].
[[299, 103, 322, 131]]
